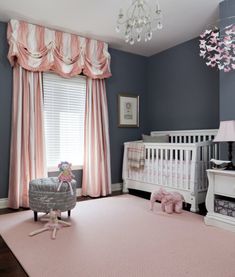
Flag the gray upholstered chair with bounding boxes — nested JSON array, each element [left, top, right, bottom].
[[29, 177, 77, 221]]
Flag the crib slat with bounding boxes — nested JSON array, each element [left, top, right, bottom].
[[180, 149, 184, 189], [170, 149, 173, 187], [175, 150, 178, 187], [147, 148, 149, 182], [203, 145, 208, 190], [165, 149, 168, 187], [197, 147, 201, 191], [147, 148, 150, 183], [209, 144, 211, 165], [151, 147, 154, 183], [200, 146, 204, 190], [149, 148, 152, 183], [146, 148, 150, 183], [185, 150, 190, 190], [156, 148, 159, 184], [189, 148, 197, 194], [160, 149, 163, 185]]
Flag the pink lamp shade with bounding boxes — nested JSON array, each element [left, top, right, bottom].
[[214, 120, 235, 142]]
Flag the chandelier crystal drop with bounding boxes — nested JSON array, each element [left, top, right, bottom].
[[116, 0, 163, 45]]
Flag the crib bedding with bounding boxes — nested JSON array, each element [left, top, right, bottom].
[[127, 159, 203, 187]]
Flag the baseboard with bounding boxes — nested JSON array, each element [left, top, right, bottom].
[[112, 183, 123, 192], [0, 198, 8, 209], [76, 188, 82, 197], [76, 183, 123, 197], [0, 184, 124, 209]]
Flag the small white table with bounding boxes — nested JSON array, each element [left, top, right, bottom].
[[205, 169, 235, 232]]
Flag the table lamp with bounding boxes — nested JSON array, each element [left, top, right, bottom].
[[214, 120, 235, 170]]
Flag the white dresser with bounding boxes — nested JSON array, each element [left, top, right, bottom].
[[205, 169, 235, 232]]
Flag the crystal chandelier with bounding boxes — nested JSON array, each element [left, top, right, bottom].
[[116, 0, 163, 45]]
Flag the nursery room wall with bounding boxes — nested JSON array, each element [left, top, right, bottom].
[[0, 22, 12, 199], [219, 0, 235, 121], [106, 48, 148, 185], [219, 0, 235, 160], [146, 37, 220, 132]]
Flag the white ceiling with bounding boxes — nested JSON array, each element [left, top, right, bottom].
[[0, 0, 221, 57]]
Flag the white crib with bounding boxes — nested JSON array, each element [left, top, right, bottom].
[[122, 129, 219, 212]]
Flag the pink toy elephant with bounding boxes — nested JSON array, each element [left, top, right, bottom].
[[150, 188, 184, 214]]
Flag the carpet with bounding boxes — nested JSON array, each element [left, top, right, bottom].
[[0, 194, 235, 277]]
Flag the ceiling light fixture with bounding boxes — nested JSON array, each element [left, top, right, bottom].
[[116, 0, 163, 45]]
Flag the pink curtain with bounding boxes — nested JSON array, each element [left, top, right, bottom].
[[82, 78, 111, 197], [8, 66, 47, 209], [7, 19, 112, 204], [7, 19, 111, 79]]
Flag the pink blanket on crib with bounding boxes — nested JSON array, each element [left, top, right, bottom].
[[127, 143, 145, 170]]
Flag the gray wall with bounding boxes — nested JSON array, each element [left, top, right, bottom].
[[0, 22, 12, 198], [219, 0, 235, 121], [147, 38, 219, 132], [106, 48, 148, 184], [219, 0, 235, 160]]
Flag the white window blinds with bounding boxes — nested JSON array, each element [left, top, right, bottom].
[[43, 72, 86, 168]]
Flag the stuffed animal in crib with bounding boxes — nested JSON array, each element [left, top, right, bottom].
[[57, 161, 75, 195], [150, 188, 184, 214]]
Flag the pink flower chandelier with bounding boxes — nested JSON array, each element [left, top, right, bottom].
[[199, 24, 235, 72]]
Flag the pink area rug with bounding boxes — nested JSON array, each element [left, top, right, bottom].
[[0, 194, 235, 277]]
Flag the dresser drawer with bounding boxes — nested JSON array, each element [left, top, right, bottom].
[[214, 174, 235, 197]]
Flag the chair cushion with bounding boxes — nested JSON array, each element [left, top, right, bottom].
[[29, 177, 77, 213]]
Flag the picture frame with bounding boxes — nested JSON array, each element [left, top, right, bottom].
[[118, 94, 139, 127]]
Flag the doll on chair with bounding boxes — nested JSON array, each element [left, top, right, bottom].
[[57, 161, 75, 195]]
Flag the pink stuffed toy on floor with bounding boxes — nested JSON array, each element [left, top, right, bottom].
[[150, 187, 184, 214], [29, 210, 71, 240]]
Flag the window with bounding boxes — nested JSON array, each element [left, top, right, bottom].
[[43, 72, 86, 170]]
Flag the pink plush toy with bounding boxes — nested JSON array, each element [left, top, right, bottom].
[[150, 188, 184, 214]]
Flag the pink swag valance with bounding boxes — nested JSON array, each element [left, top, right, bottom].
[[7, 19, 112, 79]]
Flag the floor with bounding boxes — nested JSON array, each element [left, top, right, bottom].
[[0, 192, 122, 277], [0, 190, 206, 277]]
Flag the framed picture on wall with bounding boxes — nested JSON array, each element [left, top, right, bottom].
[[118, 94, 139, 127]]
